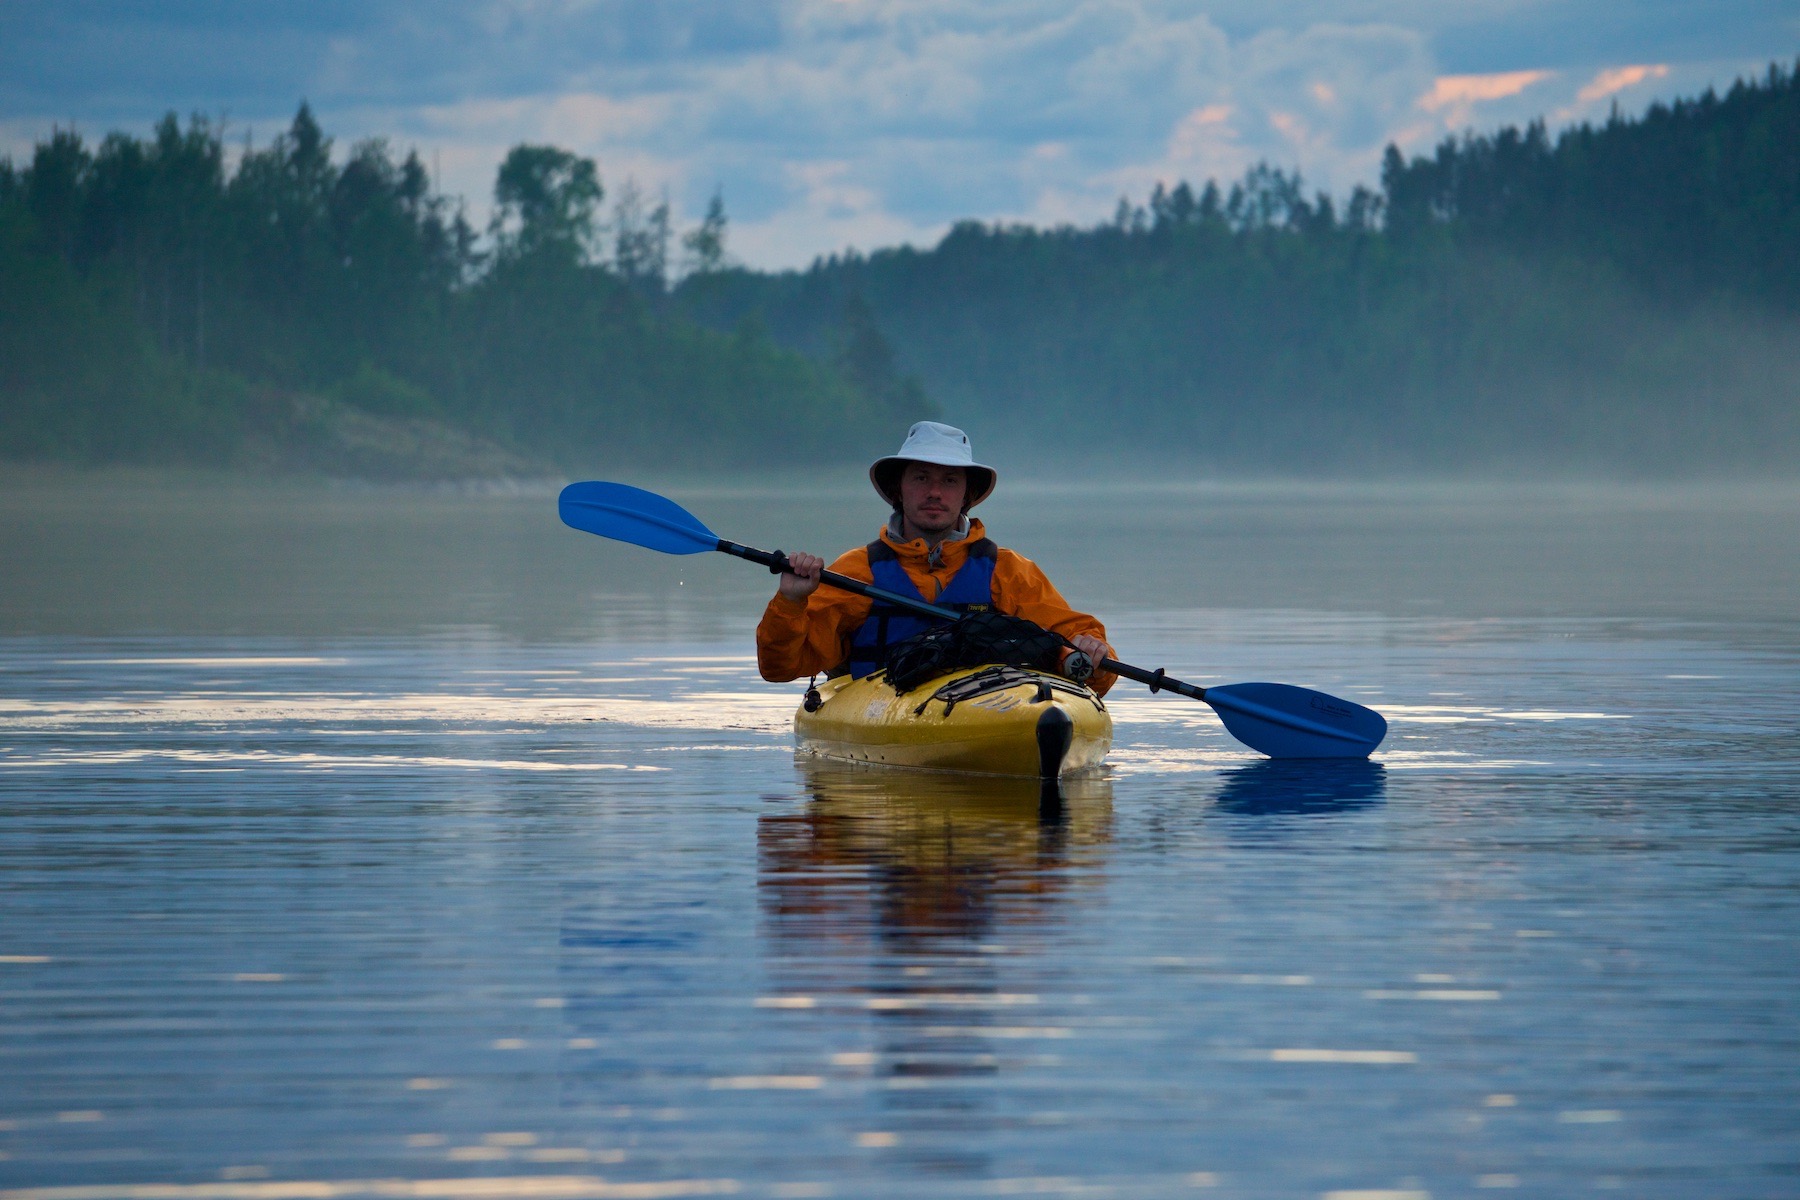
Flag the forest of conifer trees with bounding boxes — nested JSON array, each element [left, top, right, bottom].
[[3, 62, 1797, 477], [680, 60, 1799, 474], [0, 105, 922, 475]]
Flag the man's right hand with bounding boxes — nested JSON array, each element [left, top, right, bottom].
[[777, 551, 825, 601]]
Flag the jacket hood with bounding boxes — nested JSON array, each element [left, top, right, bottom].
[[879, 515, 986, 567]]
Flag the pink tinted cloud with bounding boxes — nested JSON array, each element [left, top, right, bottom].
[[1576, 64, 1670, 103], [1418, 70, 1553, 112]]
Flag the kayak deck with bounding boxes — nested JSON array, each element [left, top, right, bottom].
[[794, 663, 1112, 778]]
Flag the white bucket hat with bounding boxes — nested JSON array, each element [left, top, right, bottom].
[[869, 421, 997, 510]]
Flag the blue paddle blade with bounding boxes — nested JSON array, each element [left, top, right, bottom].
[[1204, 682, 1387, 759], [558, 481, 720, 555]]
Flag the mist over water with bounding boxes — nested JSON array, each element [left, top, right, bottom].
[[3, 471, 1798, 1196], [6, 471, 1798, 635]]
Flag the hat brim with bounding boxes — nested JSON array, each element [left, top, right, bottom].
[[870, 457, 997, 510]]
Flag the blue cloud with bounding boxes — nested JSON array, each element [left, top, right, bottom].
[[1430, 0, 1799, 71], [3, 1, 1792, 267], [0, 1, 373, 113]]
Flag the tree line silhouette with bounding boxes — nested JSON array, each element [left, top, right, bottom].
[[680, 60, 1799, 474], [0, 104, 920, 471], [3, 61, 1796, 475]]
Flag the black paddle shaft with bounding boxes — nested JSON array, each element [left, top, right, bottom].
[[716, 539, 964, 622], [1096, 657, 1208, 702], [718, 540, 1214, 693]]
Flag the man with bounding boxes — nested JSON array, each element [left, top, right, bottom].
[[756, 421, 1117, 695]]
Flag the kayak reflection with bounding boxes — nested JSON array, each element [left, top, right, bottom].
[[758, 761, 1114, 1158], [762, 759, 1113, 945], [1211, 758, 1387, 815]]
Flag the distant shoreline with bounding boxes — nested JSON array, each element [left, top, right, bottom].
[[6, 460, 1798, 497]]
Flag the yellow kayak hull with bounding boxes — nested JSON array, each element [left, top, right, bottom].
[[794, 664, 1112, 778]]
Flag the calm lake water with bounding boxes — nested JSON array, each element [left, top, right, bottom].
[[3, 472, 1798, 1199]]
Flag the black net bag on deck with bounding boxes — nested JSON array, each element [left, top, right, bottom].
[[883, 610, 1068, 693]]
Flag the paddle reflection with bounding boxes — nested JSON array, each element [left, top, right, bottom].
[[758, 762, 1113, 1163], [1211, 758, 1387, 815]]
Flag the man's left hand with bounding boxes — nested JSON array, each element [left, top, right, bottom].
[[1068, 634, 1112, 672]]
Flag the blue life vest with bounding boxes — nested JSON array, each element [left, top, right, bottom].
[[843, 537, 997, 678]]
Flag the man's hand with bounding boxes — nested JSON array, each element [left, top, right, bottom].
[[777, 552, 824, 601], [1067, 634, 1112, 674]]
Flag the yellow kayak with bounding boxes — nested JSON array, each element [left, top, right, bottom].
[[794, 664, 1112, 778]]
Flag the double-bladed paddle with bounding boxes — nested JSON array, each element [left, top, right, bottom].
[[558, 481, 1387, 759]]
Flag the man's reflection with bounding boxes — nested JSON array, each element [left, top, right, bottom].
[[758, 761, 1113, 1165], [761, 760, 1112, 945]]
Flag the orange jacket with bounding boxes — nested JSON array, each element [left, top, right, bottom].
[[756, 517, 1117, 696]]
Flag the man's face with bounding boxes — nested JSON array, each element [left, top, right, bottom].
[[898, 462, 967, 537]]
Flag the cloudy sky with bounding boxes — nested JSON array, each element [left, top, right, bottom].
[[3, 1, 1794, 268]]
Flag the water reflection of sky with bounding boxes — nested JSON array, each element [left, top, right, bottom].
[[3, 617, 1795, 1194], [3, 482, 1800, 1196]]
